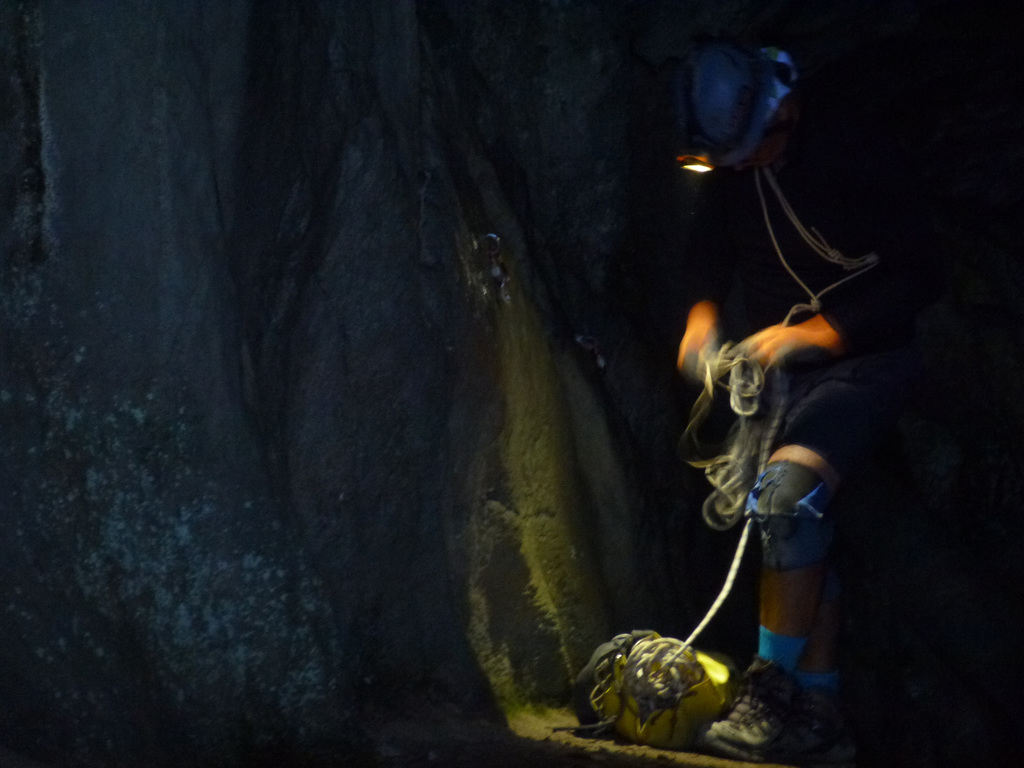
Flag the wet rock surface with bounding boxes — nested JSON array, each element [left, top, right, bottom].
[[1, 1, 1023, 766]]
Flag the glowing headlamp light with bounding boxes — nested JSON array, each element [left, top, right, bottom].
[[677, 154, 715, 173]]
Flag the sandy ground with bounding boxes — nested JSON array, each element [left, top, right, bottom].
[[0, 709, 801, 767], [368, 707, 799, 768]]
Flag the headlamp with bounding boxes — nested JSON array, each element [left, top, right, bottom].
[[674, 43, 798, 174], [677, 154, 715, 173]]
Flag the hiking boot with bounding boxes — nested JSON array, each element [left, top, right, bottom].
[[700, 659, 857, 766], [776, 686, 857, 767], [699, 657, 797, 761]]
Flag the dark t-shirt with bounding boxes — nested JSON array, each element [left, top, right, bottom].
[[682, 98, 942, 356]]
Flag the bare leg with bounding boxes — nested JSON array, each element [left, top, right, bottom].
[[758, 445, 840, 662], [767, 444, 840, 492], [760, 563, 825, 637], [799, 595, 840, 673]]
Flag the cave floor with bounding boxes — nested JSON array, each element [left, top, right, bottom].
[[1, 709, 804, 768], [369, 707, 799, 768]]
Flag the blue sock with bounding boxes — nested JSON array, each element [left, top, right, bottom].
[[795, 669, 840, 692], [758, 625, 807, 673]]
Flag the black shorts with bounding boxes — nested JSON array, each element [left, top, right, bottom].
[[773, 346, 921, 478]]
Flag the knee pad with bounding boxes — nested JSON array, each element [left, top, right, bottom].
[[746, 461, 834, 571]]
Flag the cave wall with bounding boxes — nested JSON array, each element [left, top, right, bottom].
[[1, 1, 652, 764], [1, 1, 1023, 767], [2, 2, 352, 764]]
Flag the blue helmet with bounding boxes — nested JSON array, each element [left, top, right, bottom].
[[675, 42, 785, 168]]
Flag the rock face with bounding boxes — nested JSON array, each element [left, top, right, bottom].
[[1, 1, 1022, 767]]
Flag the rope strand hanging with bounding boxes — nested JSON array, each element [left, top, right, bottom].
[[755, 166, 879, 325]]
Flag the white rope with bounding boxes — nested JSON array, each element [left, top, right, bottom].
[[620, 635, 707, 716], [674, 344, 788, 655], [755, 166, 879, 325], [682, 344, 776, 531], [681, 517, 753, 650]]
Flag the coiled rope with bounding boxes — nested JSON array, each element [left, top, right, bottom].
[[680, 343, 783, 529], [587, 633, 707, 728]]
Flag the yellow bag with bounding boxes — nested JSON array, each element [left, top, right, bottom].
[[576, 631, 736, 750]]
